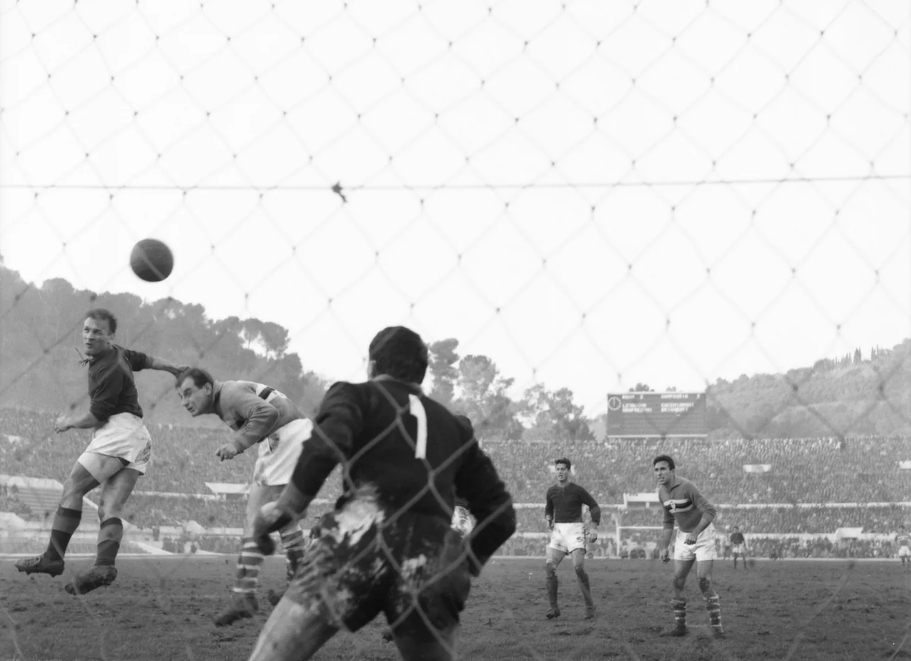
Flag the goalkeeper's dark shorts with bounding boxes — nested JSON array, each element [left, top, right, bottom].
[[285, 496, 471, 637]]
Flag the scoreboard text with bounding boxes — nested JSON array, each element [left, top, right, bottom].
[[606, 392, 707, 438]]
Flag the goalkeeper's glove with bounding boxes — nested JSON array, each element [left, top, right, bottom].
[[252, 502, 297, 555]]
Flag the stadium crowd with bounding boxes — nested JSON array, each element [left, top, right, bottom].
[[2, 408, 910, 538]]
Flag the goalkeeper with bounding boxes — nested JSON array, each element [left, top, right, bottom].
[[246, 326, 516, 661]]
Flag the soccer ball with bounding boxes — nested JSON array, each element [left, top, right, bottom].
[[130, 238, 174, 282]]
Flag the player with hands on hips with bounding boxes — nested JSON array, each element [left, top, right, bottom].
[[655, 454, 724, 639], [543, 457, 600, 621]]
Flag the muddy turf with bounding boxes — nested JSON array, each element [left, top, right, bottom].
[[1, 556, 908, 661]]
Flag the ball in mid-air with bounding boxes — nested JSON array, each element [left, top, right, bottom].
[[130, 239, 173, 282]]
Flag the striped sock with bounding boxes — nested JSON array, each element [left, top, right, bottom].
[[705, 595, 723, 635], [46, 506, 82, 562], [234, 537, 265, 594], [96, 517, 124, 566], [672, 598, 687, 630], [280, 528, 306, 581]]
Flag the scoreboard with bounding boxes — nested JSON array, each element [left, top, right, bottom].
[[607, 392, 707, 438]]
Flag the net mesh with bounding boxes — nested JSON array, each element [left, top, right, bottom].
[[1, 1, 910, 659]]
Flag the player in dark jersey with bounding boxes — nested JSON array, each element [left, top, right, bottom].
[[15, 308, 186, 594], [245, 326, 516, 661], [175, 368, 312, 625], [729, 526, 748, 570], [543, 457, 601, 620], [654, 454, 724, 639]]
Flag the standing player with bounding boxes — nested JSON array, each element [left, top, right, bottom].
[[654, 454, 724, 639], [730, 526, 748, 570], [543, 457, 601, 620], [175, 367, 311, 626], [15, 308, 186, 594], [245, 326, 516, 661], [896, 525, 910, 572]]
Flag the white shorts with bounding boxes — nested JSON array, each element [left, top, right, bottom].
[[674, 524, 717, 562], [451, 506, 474, 537], [548, 522, 586, 554], [80, 413, 152, 476], [732, 544, 745, 555], [898, 546, 911, 558], [252, 418, 311, 486]]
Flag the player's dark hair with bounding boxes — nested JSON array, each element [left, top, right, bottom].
[[555, 457, 571, 470], [369, 326, 428, 383], [176, 367, 214, 390], [653, 454, 675, 470], [85, 308, 117, 335]]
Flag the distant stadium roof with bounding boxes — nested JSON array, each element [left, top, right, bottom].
[[835, 527, 864, 539], [205, 482, 249, 496], [623, 493, 660, 507]]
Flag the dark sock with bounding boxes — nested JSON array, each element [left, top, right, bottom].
[[46, 506, 82, 562], [96, 517, 123, 566]]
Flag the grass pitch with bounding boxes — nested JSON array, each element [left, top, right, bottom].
[[1, 556, 908, 660]]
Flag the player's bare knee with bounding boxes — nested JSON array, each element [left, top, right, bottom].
[[574, 565, 587, 578], [544, 561, 556, 577], [673, 576, 686, 591], [698, 576, 712, 594]]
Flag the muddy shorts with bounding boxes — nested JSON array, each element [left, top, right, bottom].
[[285, 495, 471, 638]]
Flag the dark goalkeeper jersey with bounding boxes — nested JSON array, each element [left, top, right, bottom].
[[291, 376, 516, 568], [87, 345, 151, 422], [730, 532, 745, 545], [545, 482, 601, 525]]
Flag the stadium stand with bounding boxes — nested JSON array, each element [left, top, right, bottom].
[[0, 475, 98, 521], [2, 408, 910, 559]]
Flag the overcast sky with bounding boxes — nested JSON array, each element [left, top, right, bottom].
[[1, 0, 909, 415]]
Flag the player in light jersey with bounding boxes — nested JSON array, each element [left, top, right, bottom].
[[543, 457, 601, 620], [16, 308, 186, 594], [654, 454, 724, 639], [896, 526, 910, 572], [176, 368, 311, 626]]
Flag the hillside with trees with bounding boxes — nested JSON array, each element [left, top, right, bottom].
[[707, 341, 911, 438], [0, 261, 327, 424], [2, 259, 909, 440]]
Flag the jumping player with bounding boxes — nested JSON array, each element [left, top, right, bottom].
[[730, 526, 748, 570], [896, 525, 910, 572], [654, 454, 724, 639], [246, 326, 516, 661], [15, 308, 186, 594], [175, 367, 311, 626], [543, 457, 601, 620]]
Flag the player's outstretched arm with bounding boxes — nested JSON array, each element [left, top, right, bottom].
[[54, 410, 102, 433], [215, 389, 281, 460], [146, 356, 189, 377]]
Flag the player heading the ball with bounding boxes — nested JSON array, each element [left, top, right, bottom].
[[655, 454, 724, 639], [16, 308, 187, 594], [175, 367, 312, 626], [543, 457, 601, 621]]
